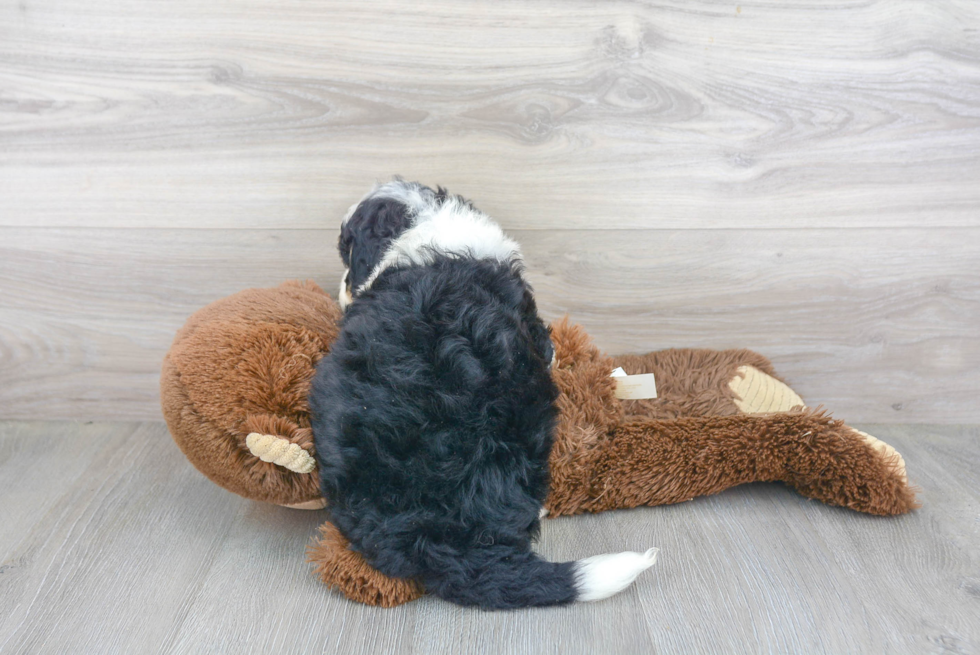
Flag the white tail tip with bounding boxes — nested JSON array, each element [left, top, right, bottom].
[[574, 547, 659, 602]]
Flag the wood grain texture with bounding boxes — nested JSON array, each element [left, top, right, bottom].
[[2, 226, 978, 422], [1, 0, 979, 423], [1, 0, 979, 229], [1, 421, 977, 654]]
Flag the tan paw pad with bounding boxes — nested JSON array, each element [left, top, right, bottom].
[[729, 366, 805, 414], [851, 428, 908, 483]]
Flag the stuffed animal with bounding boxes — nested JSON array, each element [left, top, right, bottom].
[[161, 280, 917, 607]]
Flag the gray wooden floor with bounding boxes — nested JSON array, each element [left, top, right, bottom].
[[1, 421, 977, 655]]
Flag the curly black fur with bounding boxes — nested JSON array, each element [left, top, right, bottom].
[[310, 255, 575, 609]]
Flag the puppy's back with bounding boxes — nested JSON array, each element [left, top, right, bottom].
[[312, 258, 576, 601]]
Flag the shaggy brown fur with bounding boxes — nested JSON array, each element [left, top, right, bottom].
[[307, 523, 425, 608], [161, 283, 917, 609], [161, 280, 341, 506], [546, 318, 916, 518]]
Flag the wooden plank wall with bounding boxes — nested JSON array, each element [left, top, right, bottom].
[[2, 0, 979, 422]]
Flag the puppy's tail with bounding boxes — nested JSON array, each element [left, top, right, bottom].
[[424, 544, 659, 610]]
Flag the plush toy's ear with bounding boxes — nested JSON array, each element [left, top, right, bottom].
[[240, 432, 328, 508], [246, 432, 316, 473]]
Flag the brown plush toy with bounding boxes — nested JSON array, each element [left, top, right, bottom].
[[161, 281, 917, 608]]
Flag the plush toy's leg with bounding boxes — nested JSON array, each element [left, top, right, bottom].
[[567, 410, 916, 517], [601, 350, 914, 513], [609, 349, 788, 420], [726, 365, 907, 486], [307, 522, 424, 608]]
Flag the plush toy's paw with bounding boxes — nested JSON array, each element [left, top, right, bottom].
[[780, 412, 918, 516], [851, 428, 908, 484], [307, 522, 424, 608], [729, 366, 805, 414]]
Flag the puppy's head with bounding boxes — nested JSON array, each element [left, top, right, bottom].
[[337, 180, 438, 309]]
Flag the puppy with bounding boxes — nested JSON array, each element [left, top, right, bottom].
[[310, 180, 657, 609]]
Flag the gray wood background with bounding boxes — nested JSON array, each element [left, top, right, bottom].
[[1, 421, 977, 654], [2, 0, 979, 422]]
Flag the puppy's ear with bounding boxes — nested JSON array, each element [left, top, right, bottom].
[[339, 197, 414, 294]]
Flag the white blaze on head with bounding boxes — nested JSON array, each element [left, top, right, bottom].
[[339, 178, 524, 306], [356, 192, 523, 296]]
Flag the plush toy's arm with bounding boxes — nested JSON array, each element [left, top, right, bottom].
[[568, 410, 916, 517]]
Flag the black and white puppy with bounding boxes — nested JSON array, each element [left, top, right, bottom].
[[310, 180, 657, 609]]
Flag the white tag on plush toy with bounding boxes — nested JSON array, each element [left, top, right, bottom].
[[610, 368, 658, 399]]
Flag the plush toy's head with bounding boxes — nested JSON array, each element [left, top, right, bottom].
[[160, 280, 339, 509]]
